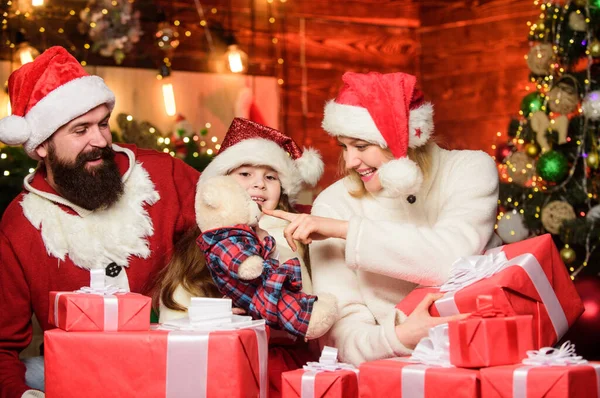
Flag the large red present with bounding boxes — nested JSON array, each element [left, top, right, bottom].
[[448, 295, 535, 368], [359, 358, 480, 398], [480, 361, 600, 397], [282, 368, 358, 398], [396, 234, 584, 348], [49, 291, 151, 331], [45, 323, 268, 398]]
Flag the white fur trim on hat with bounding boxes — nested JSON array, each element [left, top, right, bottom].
[[200, 138, 323, 201], [377, 157, 423, 197], [0, 115, 30, 145], [322, 100, 434, 149], [21, 75, 115, 159]]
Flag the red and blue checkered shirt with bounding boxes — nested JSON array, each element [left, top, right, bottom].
[[197, 224, 316, 338]]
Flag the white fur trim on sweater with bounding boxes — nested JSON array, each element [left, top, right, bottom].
[[19, 75, 115, 159], [377, 157, 423, 197], [200, 138, 323, 201], [322, 100, 434, 148], [21, 162, 160, 270]]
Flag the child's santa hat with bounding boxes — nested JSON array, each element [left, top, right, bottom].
[[200, 118, 323, 202], [0, 46, 115, 159], [322, 71, 434, 197]]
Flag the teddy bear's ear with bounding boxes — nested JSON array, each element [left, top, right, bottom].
[[199, 183, 220, 209]]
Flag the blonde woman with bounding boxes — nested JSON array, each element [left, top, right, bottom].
[[265, 71, 500, 366]]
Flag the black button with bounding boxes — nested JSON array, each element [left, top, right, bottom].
[[106, 262, 122, 278], [407, 195, 416, 204]]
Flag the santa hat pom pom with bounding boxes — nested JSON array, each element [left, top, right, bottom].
[[295, 147, 324, 186], [0, 115, 31, 146], [377, 157, 424, 197]]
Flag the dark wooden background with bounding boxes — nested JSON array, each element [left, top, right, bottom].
[[1, 0, 539, 188]]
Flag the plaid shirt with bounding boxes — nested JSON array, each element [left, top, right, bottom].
[[197, 224, 316, 338]]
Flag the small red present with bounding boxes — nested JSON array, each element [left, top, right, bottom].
[[282, 369, 358, 398], [49, 291, 151, 331], [396, 234, 584, 348], [45, 323, 268, 398], [359, 358, 480, 398], [448, 295, 535, 368]]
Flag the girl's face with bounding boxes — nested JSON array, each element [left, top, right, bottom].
[[338, 136, 393, 193], [230, 165, 281, 211]]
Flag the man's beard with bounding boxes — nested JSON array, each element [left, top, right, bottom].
[[47, 144, 124, 211]]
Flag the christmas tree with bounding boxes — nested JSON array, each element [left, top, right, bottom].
[[495, 0, 600, 279]]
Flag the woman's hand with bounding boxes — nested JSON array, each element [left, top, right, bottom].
[[395, 293, 470, 349], [263, 209, 349, 251]]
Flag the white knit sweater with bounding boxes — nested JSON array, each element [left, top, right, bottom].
[[310, 144, 499, 366]]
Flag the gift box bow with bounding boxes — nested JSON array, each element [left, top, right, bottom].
[[410, 323, 454, 368], [435, 246, 570, 342], [300, 347, 358, 398]]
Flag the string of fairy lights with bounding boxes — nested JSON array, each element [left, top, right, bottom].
[[493, 0, 600, 279]]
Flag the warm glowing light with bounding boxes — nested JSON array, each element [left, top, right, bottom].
[[205, 123, 211, 128], [162, 83, 177, 116], [207, 149, 214, 155], [211, 136, 218, 143], [126, 115, 133, 121], [226, 45, 247, 73], [6, 100, 11, 116], [32, 0, 44, 6]]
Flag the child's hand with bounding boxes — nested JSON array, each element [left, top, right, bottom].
[[262, 209, 349, 251]]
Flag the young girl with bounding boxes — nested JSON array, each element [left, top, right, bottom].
[[266, 71, 500, 366], [153, 117, 324, 322]]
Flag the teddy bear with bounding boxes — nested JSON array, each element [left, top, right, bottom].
[[195, 175, 338, 340]]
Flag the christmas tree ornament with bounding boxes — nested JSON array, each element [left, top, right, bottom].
[[497, 210, 529, 243], [587, 204, 600, 221], [525, 142, 541, 158], [541, 200, 576, 234], [530, 111, 551, 150], [537, 150, 569, 182], [582, 91, 600, 121], [561, 276, 600, 361], [586, 151, 600, 169], [506, 151, 536, 186], [559, 245, 576, 264], [520, 93, 544, 117], [495, 142, 513, 162], [590, 39, 600, 58], [568, 11, 587, 32], [155, 22, 180, 51], [533, 19, 546, 33], [547, 77, 579, 114], [526, 43, 554, 76]]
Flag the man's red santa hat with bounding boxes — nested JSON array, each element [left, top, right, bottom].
[[200, 118, 323, 202], [322, 71, 434, 197], [0, 46, 115, 159]]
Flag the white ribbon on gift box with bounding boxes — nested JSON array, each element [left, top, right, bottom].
[[53, 269, 126, 331], [435, 249, 569, 342], [300, 346, 358, 398], [511, 342, 600, 398], [157, 297, 269, 398]]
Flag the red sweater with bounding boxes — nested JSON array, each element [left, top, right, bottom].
[[0, 144, 200, 398]]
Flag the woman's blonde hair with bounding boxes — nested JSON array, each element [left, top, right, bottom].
[[338, 140, 436, 198], [154, 179, 312, 312]]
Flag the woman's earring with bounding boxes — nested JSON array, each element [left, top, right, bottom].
[[406, 195, 416, 204]]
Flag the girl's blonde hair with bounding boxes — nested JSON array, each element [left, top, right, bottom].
[[154, 182, 312, 312], [338, 140, 436, 198]]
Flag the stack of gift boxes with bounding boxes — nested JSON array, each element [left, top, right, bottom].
[[44, 269, 268, 398], [282, 234, 600, 398]]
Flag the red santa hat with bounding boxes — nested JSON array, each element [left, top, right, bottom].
[[199, 118, 323, 202], [322, 71, 434, 197], [0, 46, 115, 159]]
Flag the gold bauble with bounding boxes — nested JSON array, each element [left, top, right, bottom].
[[560, 246, 576, 265], [526, 43, 554, 76], [525, 142, 541, 158], [548, 81, 579, 115], [587, 152, 600, 169], [534, 19, 546, 33], [506, 151, 536, 186], [541, 200, 576, 234], [591, 39, 600, 58]]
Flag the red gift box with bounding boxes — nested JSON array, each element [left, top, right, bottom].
[[358, 358, 480, 398], [396, 234, 584, 348], [480, 362, 600, 397], [282, 368, 359, 398], [45, 325, 268, 398], [448, 295, 535, 368], [49, 291, 151, 331]]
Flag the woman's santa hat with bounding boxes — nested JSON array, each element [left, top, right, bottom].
[[322, 71, 434, 197], [0, 46, 115, 159], [200, 118, 323, 202]]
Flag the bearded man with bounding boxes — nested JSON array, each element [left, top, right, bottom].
[[0, 47, 200, 398]]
